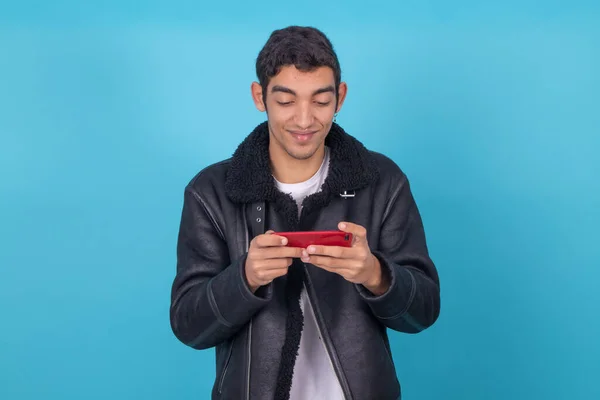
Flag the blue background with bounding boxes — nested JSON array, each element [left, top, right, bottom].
[[1, 1, 599, 399]]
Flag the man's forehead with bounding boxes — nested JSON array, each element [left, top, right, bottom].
[[268, 66, 335, 93]]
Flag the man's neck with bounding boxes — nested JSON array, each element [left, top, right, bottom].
[[270, 145, 326, 184]]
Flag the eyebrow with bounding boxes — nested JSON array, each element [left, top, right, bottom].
[[271, 85, 335, 96]]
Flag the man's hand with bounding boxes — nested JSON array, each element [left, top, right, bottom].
[[245, 230, 304, 293], [300, 222, 391, 296]]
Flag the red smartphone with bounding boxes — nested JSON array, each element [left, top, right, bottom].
[[274, 230, 353, 248]]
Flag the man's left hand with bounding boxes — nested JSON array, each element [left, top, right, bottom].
[[300, 222, 391, 296]]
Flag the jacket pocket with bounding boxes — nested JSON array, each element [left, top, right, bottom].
[[218, 338, 235, 394]]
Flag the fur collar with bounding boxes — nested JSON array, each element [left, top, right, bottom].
[[224, 121, 379, 223]]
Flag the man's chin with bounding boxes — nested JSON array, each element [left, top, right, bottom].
[[285, 147, 319, 161]]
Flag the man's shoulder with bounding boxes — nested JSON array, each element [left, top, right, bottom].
[[367, 150, 407, 183], [185, 158, 232, 194], [364, 150, 414, 208]]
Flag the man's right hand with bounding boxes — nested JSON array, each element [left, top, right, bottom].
[[245, 230, 304, 293]]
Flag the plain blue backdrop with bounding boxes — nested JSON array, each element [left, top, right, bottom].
[[1, 1, 599, 399]]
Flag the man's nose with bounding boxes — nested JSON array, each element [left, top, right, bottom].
[[295, 103, 314, 129]]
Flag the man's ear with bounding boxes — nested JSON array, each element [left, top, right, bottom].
[[251, 82, 266, 112], [335, 82, 348, 114]]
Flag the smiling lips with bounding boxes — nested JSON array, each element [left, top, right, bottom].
[[289, 130, 317, 142]]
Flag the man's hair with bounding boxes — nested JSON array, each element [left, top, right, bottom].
[[255, 26, 342, 104]]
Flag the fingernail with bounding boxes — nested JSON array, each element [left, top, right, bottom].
[[302, 250, 308, 257], [281, 238, 287, 245], [339, 223, 346, 229], [308, 246, 315, 253]]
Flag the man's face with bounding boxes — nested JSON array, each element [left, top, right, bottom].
[[251, 65, 347, 162]]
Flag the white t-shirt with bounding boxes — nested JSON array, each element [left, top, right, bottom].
[[274, 147, 346, 400]]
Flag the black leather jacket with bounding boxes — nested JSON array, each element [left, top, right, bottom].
[[170, 122, 441, 400]]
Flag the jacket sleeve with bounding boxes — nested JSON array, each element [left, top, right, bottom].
[[170, 186, 272, 349], [356, 173, 441, 333]]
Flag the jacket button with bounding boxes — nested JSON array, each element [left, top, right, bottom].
[[257, 206, 262, 211], [256, 218, 261, 223]]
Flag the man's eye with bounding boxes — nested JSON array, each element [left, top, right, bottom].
[[277, 101, 293, 106], [315, 101, 331, 106]]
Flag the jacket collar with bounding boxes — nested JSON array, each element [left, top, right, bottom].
[[224, 121, 379, 230], [225, 121, 379, 205]]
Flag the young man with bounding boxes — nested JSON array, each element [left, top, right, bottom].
[[170, 26, 440, 400]]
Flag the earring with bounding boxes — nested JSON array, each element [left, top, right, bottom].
[[333, 112, 338, 123]]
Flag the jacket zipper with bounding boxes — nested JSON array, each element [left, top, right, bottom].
[[304, 267, 353, 399]]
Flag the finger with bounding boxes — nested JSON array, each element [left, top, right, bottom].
[[302, 255, 350, 269], [338, 222, 367, 240], [310, 262, 352, 277], [305, 246, 370, 263], [254, 233, 287, 248], [254, 265, 290, 284], [268, 268, 290, 279], [305, 245, 351, 259], [257, 268, 289, 284], [256, 258, 293, 271], [261, 246, 304, 259]]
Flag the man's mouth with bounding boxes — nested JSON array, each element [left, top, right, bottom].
[[289, 130, 317, 142]]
